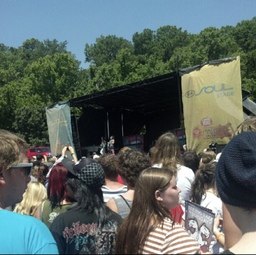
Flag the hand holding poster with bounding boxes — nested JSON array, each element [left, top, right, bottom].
[[185, 200, 215, 253]]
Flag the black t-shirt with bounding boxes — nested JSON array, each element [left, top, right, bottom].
[[50, 206, 122, 254]]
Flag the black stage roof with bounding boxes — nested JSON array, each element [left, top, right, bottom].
[[69, 72, 181, 116], [69, 57, 248, 116]]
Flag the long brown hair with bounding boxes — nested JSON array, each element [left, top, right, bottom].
[[190, 161, 217, 204], [116, 167, 174, 254], [150, 132, 181, 175]]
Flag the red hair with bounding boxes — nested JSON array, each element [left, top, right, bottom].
[[47, 162, 71, 208]]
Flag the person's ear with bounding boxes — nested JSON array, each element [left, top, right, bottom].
[[155, 190, 163, 201], [0, 170, 7, 184]]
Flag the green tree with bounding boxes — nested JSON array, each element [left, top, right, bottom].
[[154, 25, 190, 62], [133, 29, 155, 56], [25, 53, 80, 104], [232, 18, 256, 53], [84, 35, 133, 66]]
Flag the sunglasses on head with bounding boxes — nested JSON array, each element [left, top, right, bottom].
[[10, 163, 33, 176]]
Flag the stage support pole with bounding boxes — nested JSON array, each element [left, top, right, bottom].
[[121, 112, 124, 137], [107, 112, 110, 139]]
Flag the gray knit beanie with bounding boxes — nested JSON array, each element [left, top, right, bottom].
[[216, 131, 256, 208]]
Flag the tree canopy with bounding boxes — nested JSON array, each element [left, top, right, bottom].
[[0, 17, 256, 145]]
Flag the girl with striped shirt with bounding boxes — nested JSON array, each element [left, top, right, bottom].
[[116, 167, 200, 254]]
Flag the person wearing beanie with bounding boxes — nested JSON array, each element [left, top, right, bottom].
[[49, 157, 122, 254], [216, 132, 256, 254]]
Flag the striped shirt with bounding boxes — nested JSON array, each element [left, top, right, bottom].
[[101, 185, 127, 203], [140, 218, 200, 254]]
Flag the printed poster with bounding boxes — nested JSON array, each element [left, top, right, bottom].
[[185, 200, 215, 253], [181, 57, 243, 153]]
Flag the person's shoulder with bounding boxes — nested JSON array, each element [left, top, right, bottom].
[[3, 210, 53, 235], [52, 206, 74, 220], [206, 191, 221, 201], [177, 164, 195, 176], [105, 205, 123, 223], [3, 210, 39, 223], [162, 217, 174, 228], [18, 212, 48, 228], [49, 208, 73, 231], [106, 196, 116, 206], [1, 211, 58, 254]]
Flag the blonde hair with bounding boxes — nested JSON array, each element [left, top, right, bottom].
[[234, 116, 256, 137], [14, 181, 47, 216]]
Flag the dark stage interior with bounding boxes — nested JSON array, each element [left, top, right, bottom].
[[69, 72, 183, 157]]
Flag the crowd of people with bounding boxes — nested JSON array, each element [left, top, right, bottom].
[[1, 116, 256, 254]]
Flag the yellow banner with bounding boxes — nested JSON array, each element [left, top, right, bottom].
[[181, 57, 243, 153]]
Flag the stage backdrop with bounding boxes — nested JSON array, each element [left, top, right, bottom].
[[181, 57, 243, 153], [46, 102, 75, 157]]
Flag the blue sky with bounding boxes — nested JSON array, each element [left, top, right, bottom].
[[1, 0, 256, 69]]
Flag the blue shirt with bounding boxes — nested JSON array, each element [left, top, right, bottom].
[[0, 210, 58, 254]]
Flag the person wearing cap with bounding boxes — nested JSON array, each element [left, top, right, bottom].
[[50, 157, 122, 254], [216, 132, 256, 254], [0, 129, 58, 254]]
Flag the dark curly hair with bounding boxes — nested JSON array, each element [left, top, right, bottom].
[[117, 149, 151, 188]]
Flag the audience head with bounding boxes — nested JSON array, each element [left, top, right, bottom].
[[182, 150, 200, 173], [47, 162, 71, 208], [117, 149, 151, 188], [0, 129, 28, 171], [216, 131, 256, 255], [64, 157, 105, 201], [13, 181, 47, 216], [36, 153, 44, 162], [117, 146, 132, 155], [150, 131, 181, 174], [0, 129, 31, 208], [97, 154, 119, 180], [64, 157, 109, 223], [135, 167, 180, 213], [190, 161, 217, 204], [233, 116, 256, 137], [216, 132, 256, 209], [199, 150, 216, 166], [38, 163, 49, 186], [47, 156, 57, 164]]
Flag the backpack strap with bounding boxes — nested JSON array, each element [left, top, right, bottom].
[[119, 195, 131, 209]]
